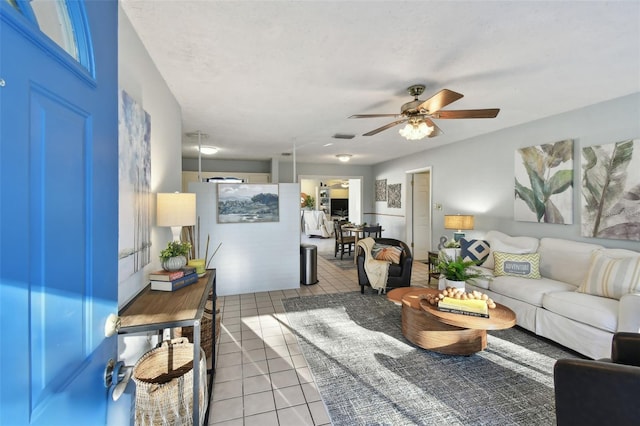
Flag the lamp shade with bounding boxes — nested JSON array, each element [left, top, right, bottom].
[[444, 214, 474, 231], [157, 193, 196, 227]]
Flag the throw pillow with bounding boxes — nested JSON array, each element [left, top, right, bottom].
[[482, 231, 539, 270], [493, 252, 541, 279], [460, 238, 491, 265], [576, 251, 640, 300], [372, 244, 402, 264]]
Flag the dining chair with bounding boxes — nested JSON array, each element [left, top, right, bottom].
[[334, 221, 356, 259], [363, 225, 382, 238]]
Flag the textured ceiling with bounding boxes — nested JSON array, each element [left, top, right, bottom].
[[121, 1, 640, 166]]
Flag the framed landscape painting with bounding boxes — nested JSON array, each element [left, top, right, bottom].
[[581, 139, 640, 241], [217, 183, 279, 223]]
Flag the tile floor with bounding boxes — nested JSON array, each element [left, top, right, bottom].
[[207, 235, 433, 425]]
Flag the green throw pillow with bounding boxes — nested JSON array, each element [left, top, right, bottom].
[[493, 252, 541, 279]]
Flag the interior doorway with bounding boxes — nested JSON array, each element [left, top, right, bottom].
[[299, 175, 363, 224], [407, 167, 432, 261]]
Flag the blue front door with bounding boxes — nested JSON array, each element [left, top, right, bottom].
[[0, 1, 118, 424]]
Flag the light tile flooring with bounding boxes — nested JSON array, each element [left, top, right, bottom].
[[208, 235, 433, 425]]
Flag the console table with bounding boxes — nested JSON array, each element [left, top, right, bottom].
[[119, 269, 216, 426]]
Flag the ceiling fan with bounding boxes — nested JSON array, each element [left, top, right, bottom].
[[349, 84, 500, 140]]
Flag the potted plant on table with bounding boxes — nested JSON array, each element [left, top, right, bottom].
[[160, 240, 192, 271], [437, 255, 489, 291]]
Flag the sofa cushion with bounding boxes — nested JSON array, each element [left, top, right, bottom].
[[489, 275, 574, 307], [542, 290, 619, 333], [482, 231, 539, 270], [469, 267, 493, 290], [493, 252, 541, 279], [538, 238, 603, 286], [576, 250, 640, 300], [372, 244, 402, 264], [460, 238, 491, 265]]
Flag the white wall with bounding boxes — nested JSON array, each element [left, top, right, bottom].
[[190, 182, 301, 296], [374, 92, 640, 251], [109, 9, 184, 423], [117, 6, 183, 307]]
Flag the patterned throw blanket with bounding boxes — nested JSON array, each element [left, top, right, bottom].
[[357, 238, 390, 293]]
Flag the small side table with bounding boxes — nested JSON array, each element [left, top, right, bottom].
[[427, 251, 440, 284]]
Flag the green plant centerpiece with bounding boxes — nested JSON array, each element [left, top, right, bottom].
[[437, 255, 489, 290], [302, 194, 315, 209], [160, 240, 192, 271]]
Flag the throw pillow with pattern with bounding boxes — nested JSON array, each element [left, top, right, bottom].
[[372, 244, 403, 264], [576, 250, 640, 300], [460, 238, 491, 265], [493, 252, 541, 279]]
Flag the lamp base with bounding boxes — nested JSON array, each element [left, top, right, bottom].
[[170, 226, 182, 242], [453, 232, 465, 242]]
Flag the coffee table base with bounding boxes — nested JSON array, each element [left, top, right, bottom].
[[402, 303, 487, 355]]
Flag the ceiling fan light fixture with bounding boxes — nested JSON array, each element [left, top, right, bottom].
[[399, 120, 433, 140], [336, 154, 352, 162], [199, 146, 218, 155]]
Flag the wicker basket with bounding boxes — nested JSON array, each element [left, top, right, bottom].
[[133, 338, 207, 426], [182, 295, 220, 361]]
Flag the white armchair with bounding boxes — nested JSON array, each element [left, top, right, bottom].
[[302, 210, 334, 238]]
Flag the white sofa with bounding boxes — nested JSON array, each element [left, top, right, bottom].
[[462, 230, 640, 360], [302, 210, 334, 238]]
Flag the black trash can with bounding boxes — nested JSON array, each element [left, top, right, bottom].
[[300, 244, 318, 285]]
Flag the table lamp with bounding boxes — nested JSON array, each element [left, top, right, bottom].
[[444, 214, 474, 241], [157, 192, 196, 241]]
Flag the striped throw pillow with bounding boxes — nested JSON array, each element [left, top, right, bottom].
[[493, 252, 541, 279], [577, 251, 640, 300], [372, 244, 403, 264]]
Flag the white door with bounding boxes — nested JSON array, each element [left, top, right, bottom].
[[412, 171, 432, 260]]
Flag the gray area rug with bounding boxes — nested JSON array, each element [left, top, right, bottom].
[[282, 292, 580, 426], [319, 252, 356, 269]]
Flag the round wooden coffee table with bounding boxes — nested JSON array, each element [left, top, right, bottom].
[[387, 287, 516, 355]]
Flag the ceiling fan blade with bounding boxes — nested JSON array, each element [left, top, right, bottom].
[[424, 118, 443, 138], [362, 118, 408, 136], [349, 114, 402, 119], [434, 109, 500, 119], [416, 89, 464, 114]]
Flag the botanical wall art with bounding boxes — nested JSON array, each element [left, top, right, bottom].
[[581, 139, 640, 241], [375, 179, 387, 201], [218, 183, 280, 223], [118, 90, 152, 279], [514, 139, 573, 224], [387, 183, 401, 208]]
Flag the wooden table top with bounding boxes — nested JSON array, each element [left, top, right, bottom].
[[386, 287, 425, 306], [387, 287, 516, 331], [119, 270, 215, 331], [420, 297, 516, 331]]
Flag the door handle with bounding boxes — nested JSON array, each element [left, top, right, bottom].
[[104, 313, 121, 337], [104, 359, 132, 401]]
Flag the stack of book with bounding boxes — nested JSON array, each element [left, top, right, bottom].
[[149, 266, 199, 291], [437, 297, 489, 318]]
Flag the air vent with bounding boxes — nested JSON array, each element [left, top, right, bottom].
[[333, 133, 355, 139]]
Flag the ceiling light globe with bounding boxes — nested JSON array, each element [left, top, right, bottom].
[[199, 146, 218, 155]]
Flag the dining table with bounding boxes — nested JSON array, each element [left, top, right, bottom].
[[341, 225, 384, 264]]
